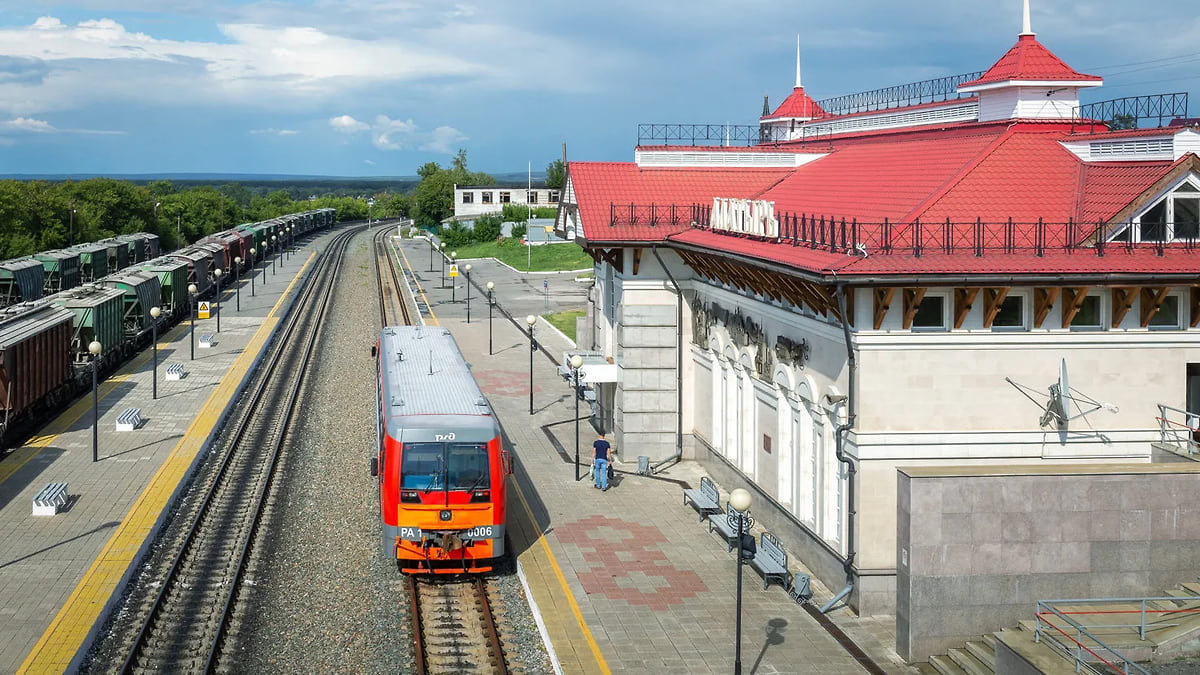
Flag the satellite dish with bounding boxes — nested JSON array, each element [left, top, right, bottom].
[[1007, 358, 1117, 433]]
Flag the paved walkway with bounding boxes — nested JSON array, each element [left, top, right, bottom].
[[0, 241, 315, 674], [394, 237, 916, 675]]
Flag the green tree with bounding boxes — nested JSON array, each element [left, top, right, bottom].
[[546, 159, 566, 189], [472, 213, 503, 243]]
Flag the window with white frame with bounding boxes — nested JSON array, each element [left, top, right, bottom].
[[911, 294, 947, 331], [482, 191, 493, 204], [528, 191, 538, 204], [500, 191, 511, 203], [1148, 293, 1182, 330], [992, 294, 1027, 331], [461, 192, 474, 204], [1111, 178, 1200, 243], [1070, 293, 1104, 330]]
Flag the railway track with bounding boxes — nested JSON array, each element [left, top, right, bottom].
[[111, 225, 365, 673], [410, 576, 509, 675], [375, 225, 413, 326]]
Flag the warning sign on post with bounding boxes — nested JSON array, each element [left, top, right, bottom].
[[449, 264, 459, 278], [198, 301, 211, 319]]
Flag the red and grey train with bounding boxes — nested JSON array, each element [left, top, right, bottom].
[[371, 325, 510, 573]]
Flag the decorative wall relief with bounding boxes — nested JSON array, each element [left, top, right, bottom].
[[753, 331, 774, 379], [775, 336, 811, 369], [691, 302, 711, 346]]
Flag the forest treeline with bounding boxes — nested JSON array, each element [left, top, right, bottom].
[[0, 178, 408, 259]]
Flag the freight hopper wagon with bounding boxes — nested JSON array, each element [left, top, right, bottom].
[[371, 326, 511, 574]]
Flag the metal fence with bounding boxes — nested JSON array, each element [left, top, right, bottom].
[[1073, 93, 1190, 131], [814, 71, 985, 117], [1156, 403, 1199, 456]]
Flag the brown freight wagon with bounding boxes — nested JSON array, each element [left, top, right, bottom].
[[0, 302, 74, 436]]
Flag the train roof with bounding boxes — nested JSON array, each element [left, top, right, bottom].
[[379, 326, 494, 420]]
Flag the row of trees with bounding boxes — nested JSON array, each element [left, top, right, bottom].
[[0, 178, 408, 259], [410, 151, 565, 228]]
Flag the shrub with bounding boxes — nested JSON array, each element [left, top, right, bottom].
[[510, 223, 527, 239], [472, 213, 503, 243], [441, 221, 473, 248]]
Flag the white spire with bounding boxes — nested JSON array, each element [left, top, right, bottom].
[[1019, 0, 1035, 36], [795, 35, 802, 88]]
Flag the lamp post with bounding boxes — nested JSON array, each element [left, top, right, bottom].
[[271, 236, 278, 275], [89, 341, 102, 462], [150, 307, 161, 400], [487, 282, 495, 355], [526, 314, 537, 415], [570, 354, 584, 481], [177, 213, 182, 250], [450, 252, 458, 302], [464, 264, 472, 322], [188, 283, 198, 360], [429, 236, 436, 272], [729, 488, 754, 675], [233, 257, 242, 311], [213, 268, 222, 332], [440, 242, 447, 288], [249, 248, 257, 295]]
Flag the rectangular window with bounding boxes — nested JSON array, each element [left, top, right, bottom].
[[992, 295, 1026, 330], [1149, 294, 1181, 329], [400, 442, 443, 490], [911, 295, 946, 331], [482, 192, 493, 204], [1140, 202, 1168, 241], [461, 192, 474, 204], [549, 191, 560, 203], [1070, 294, 1103, 330], [447, 443, 490, 491], [500, 191, 511, 203], [1175, 198, 1200, 239], [528, 191, 538, 204]]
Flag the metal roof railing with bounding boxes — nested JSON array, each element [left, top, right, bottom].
[[1072, 93, 1190, 132]]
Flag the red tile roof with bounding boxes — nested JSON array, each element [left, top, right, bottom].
[[960, 35, 1101, 88], [568, 163, 792, 243], [762, 86, 826, 121], [1077, 161, 1176, 223]]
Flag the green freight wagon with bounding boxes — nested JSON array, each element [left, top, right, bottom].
[[48, 284, 125, 365], [138, 257, 189, 320], [236, 223, 264, 253], [71, 243, 110, 283], [101, 271, 161, 342], [0, 259, 46, 308], [34, 250, 81, 294], [97, 239, 129, 272], [118, 233, 160, 264]]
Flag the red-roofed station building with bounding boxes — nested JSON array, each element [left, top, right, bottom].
[[556, 4, 1200, 660]]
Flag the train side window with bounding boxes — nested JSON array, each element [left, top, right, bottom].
[[448, 443, 490, 490], [401, 443, 443, 489]]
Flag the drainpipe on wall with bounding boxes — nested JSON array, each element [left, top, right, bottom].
[[650, 245, 684, 474], [821, 282, 858, 614]]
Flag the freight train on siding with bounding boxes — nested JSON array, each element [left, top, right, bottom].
[[0, 209, 336, 446], [371, 325, 510, 574]]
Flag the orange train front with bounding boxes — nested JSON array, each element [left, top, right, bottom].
[[371, 325, 510, 573]]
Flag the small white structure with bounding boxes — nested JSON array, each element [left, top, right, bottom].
[[453, 185, 560, 219], [32, 482, 69, 516]]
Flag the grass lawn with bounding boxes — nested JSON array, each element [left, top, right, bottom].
[[452, 239, 592, 272], [544, 309, 586, 342]]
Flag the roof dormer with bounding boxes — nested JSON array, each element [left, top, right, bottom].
[[957, 0, 1101, 122]]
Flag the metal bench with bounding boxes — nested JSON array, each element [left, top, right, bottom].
[[32, 482, 69, 516], [683, 476, 722, 521], [750, 531, 791, 592], [199, 334, 215, 348], [165, 363, 186, 380], [115, 407, 142, 431], [708, 509, 749, 552]]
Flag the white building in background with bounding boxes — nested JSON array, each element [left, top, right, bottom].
[[452, 185, 560, 220], [556, 0, 1200, 631]]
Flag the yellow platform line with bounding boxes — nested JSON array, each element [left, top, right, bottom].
[[396, 243, 439, 326], [18, 265, 308, 674]]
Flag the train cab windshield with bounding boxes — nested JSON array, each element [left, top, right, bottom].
[[401, 442, 491, 492]]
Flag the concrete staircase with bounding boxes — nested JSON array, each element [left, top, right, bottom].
[[915, 581, 1200, 674]]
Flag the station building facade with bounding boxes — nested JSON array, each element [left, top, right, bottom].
[[556, 12, 1200, 623]]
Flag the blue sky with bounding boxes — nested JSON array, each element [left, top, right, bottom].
[[0, 0, 1197, 177]]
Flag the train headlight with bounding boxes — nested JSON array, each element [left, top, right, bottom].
[[439, 510, 452, 522]]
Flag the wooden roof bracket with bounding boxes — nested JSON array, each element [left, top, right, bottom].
[[901, 287, 927, 330], [1139, 286, 1170, 327], [981, 287, 1011, 329], [953, 288, 980, 329], [874, 288, 896, 330], [632, 248, 643, 276], [1033, 288, 1060, 329], [1111, 287, 1135, 328], [1061, 287, 1088, 329], [1191, 287, 1200, 328]]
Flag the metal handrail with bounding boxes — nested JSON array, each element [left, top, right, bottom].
[[1034, 597, 1200, 675], [1157, 403, 1200, 456]]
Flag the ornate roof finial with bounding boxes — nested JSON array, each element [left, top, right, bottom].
[[763, 94, 770, 117], [1019, 0, 1035, 37], [795, 35, 803, 88]]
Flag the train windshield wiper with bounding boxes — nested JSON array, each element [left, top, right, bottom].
[[461, 472, 487, 494]]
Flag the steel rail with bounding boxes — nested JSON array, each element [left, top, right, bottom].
[[373, 226, 412, 327], [475, 577, 509, 675], [118, 225, 364, 673], [408, 576, 428, 675]]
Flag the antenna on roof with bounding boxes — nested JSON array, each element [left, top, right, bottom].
[[795, 35, 803, 88], [1019, 0, 1035, 37], [1005, 358, 1117, 434]]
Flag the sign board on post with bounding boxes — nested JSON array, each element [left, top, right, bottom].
[[449, 264, 459, 278], [198, 301, 211, 319]]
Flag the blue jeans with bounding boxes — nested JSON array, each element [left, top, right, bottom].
[[594, 458, 609, 490]]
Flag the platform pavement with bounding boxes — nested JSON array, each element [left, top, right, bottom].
[[394, 238, 919, 675], [0, 242, 315, 675]]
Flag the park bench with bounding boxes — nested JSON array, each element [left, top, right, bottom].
[[708, 508, 751, 553], [199, 334, 215, 348], [683, 476, 722, 521], [750, 531, 792, 592], [32, 482, 69, 516], [115, 407, 143, 431], [166, 363, 186, 380]]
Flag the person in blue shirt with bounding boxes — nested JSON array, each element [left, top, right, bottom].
[[592, 433, 611, 491]]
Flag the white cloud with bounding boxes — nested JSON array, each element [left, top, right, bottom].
[[364, 159, 376, 165], [420, 126, 468, 154], [330, 114, 369, 133], [372, 115, 417, 150], [3, 117, 54, 132], [251, 127, 298, 136]]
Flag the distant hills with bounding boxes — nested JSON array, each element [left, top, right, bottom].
[[0, 171, 548, 186]]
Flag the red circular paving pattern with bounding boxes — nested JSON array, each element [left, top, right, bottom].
[[473, 368, 542, 397], [556, 514, 708, 610]]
